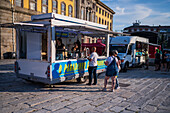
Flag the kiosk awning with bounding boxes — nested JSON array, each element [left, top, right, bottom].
[[0, 22, 44, 28]]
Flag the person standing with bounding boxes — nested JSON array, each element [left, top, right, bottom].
[[114, 50, 121, 90], [56, 38, 65, 60], [144, 49, 149, 70], [103, 50, 119, 92], [86, 47, 98, 85], [155, 49, 161, 71], [161, 51, 168, 71]]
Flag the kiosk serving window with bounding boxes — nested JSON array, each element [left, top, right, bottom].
[[19, 31, 47, 61]]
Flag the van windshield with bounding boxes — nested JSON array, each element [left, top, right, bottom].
[[109, 45, 128, 53]]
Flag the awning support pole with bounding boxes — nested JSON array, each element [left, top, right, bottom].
[[51, 26, 56, 63], [106, 34, 110, 57], [16, 28, 19, 59]]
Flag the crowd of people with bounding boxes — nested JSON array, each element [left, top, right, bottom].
[[56, 38, 169, 92], [86, 47, 170, 92], [154, 49, 170, 72]]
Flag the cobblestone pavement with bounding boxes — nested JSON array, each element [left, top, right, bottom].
[[0, 59, 170, 113]]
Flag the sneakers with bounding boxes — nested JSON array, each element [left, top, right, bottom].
[[103, 88, 115, 92], [86, 83, 91, 85], [103, 88, 107, 92], [115, 86, 120, 90], [92, 83, 97, 85], [111, 89, 114, 92]]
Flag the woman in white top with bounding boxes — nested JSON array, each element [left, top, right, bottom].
[[103, 50, 119, 92]]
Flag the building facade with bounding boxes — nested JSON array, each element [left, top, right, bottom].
[[75, 0, 115, 43], [0, 0, 114, 59], [123, 22, 170, 49]]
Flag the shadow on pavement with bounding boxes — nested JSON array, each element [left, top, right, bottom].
[[0, 61, 170, 93]]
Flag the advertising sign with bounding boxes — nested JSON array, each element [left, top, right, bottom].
[[52, 59, 106, 79]]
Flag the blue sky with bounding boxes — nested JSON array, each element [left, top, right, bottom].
[[101, 0, 170, 32]]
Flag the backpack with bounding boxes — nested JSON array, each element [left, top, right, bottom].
[[106, 57, 118, 76]]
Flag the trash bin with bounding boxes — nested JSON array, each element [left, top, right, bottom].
[[3, 52, 16, 59]]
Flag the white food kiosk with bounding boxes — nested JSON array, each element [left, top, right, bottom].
[[1, 13, 120, 84]]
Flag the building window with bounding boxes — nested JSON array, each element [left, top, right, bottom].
[[96, 6, 98, 12], [102, 10, 104, 15], [107, 13, 109, 18], [110, 23, 112, 30], [68, 5, 73, 17], [52, 0, 58, 13], [99, 8, 101, 14], [15, 0, 23, 7], [30, 0, 36, 10], [105, 11, 107, 17], [93, 3, 95, 9], [110, 15, 113, 20], [92, 13, 94, 22], [82, 0, 84, 4], [107, 21, 109, 29], [105, 20, 106, 25], [81, 8, 84, 19], [99, 17, 101, 24], [42, 0, 48, 13], [102, 19, 104, 24], [61, 2, 66, 15], [95, 16, 98, 23]]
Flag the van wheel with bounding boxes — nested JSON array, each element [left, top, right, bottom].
[[76, 76, 88, 83], [123, 63, 128, 72]]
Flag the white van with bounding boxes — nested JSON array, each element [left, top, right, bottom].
[[110, 36, 149, 72]]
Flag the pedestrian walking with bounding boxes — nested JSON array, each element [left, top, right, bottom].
[[166, 51, 170, 71], [144, 48, 149, 70], [114, 50, 121, 90], [86, 47, 98, 85], [103, 50, 119, 92], [161, 51, 168, 71], [155, 49, 161, 71]]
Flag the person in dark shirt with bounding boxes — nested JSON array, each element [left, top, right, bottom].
[[71, 42, 80, 58], [56, 38, 65, 60], [161, 51, 168, 71], [155, 49, 160, 71]]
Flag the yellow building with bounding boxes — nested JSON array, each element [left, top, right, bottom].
[[96, 0, 114, 31], [10, 0, 75, 17], [9, 0, 114, 30], [0, 0, 115, 59]]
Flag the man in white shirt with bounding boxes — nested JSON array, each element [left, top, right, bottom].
[[87, 47, 98, 85]]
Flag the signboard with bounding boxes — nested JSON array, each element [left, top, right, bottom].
[[56, 31, 69, 37], [52, 59, 106, 79]]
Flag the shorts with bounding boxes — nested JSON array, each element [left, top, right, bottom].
[[106, 70, 118, 77], [155, 59, 160, 64], [161, 59, 167, 63]]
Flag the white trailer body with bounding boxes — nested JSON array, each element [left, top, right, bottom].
[[110, 36, 149, 71]]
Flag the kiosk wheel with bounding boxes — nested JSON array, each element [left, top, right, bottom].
[[76, 76, 88, 83]]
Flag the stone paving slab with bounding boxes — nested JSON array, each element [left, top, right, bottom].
[[0, 60, 170, 113]]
